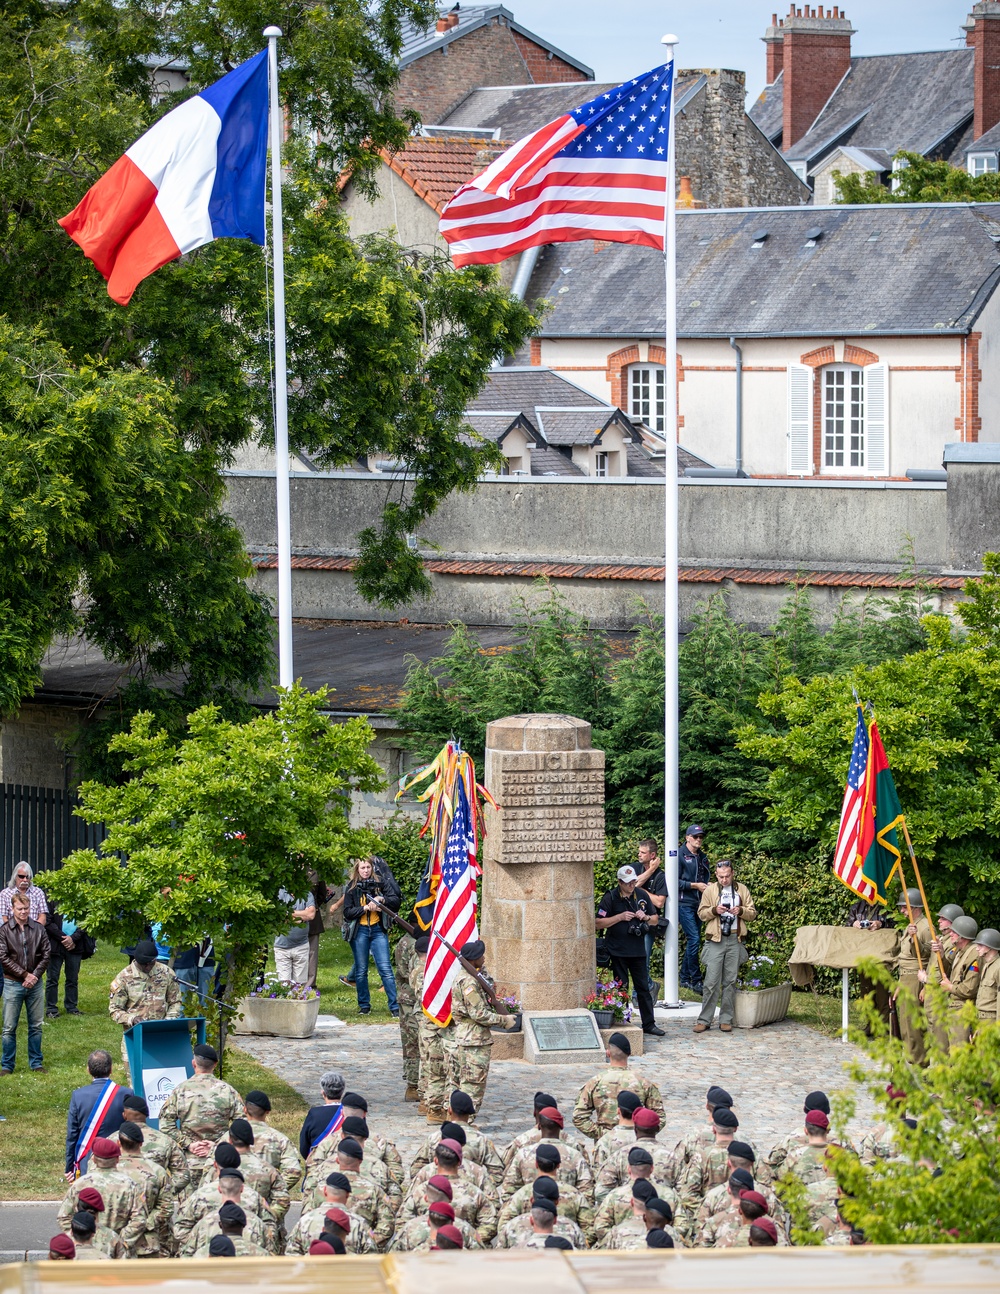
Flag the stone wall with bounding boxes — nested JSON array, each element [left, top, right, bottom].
[[396, 21, 533, 123], [0, 703, 80, 790]]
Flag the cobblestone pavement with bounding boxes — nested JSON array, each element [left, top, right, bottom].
[[238, 1012, 877, 1164]]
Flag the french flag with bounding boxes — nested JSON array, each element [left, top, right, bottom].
[[59, 51, 269, 305]]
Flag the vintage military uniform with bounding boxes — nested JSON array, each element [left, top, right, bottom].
[[499, 1180, 595, 1240], [108, 960, 183, 1078], [592, 1181, 685, 1245], [398, 1176, 497, 1245], [895, 912, 932, 1065], [410, 958, 451, 1117], [595, 1141, 678, 1204], [444, 966, 508, 1112], [395, 934, 421, 1093], [942, 940, 982, 1050], [409, 1125, 506, 1188], [389, 1216, 482, 1251], [573, 1071, 665, 1141], [158, 1073, 245, 1186], [503, 1138, 594, 1203], [286, 1204, 377, 1254], [58, 1168, 147, 1256], [494, 1213, 587, 1249], [976, 954, 1000, 1024], [248, 1118, 303, 1191]]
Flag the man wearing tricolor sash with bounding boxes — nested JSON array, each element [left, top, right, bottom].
[[65, 1050, 130, 1180]]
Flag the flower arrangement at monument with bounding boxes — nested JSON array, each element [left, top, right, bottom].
[[732, 934, 793, 1029], [585, 973, 632, 1025], [737, 949, 786, 992], [249, 973, 320, 1001]]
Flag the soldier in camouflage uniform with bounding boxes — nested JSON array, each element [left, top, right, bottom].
[[857, 1085, 908, 1165], [305, 1148, 396, 1249], [68, 1211, 115, 1260], [190, 1201, 268, 1257], [591, 1170, 685, 1245], [805, 1175, 841, 1237], [670, 1085, 738, 1175], [777, 1110, 834, 1187], [158, 1042, 244, 1188], [395, 930, 421, 1100], [57, 1141, 147, 1256], [758, 1091, 831, 1185], [111, 1094, 190, 1197], [286, 1199, 377, 1255], [595, 1110, 678, 1204], [108, 940, 183, 1080], [503, 1107, 594, 1202], [174, 1154, 279, 1252], [245, 1089, 303, 1192], [601, 1185, 683, 1250], [678, 1107, 743, 1212], [224, 1119, 292, 1224], [498, 1144, 595, 1238], [115, 1123, 173, 1257], [410, 938, 451, 1120], [341, 1092, 405, 1191], [302, 1134, 395, 1216], [442, 939, 515, 1113], [696, 1162, 784, 1239], [495, 1190, 586, 1249], [572, 1032, 664, 1141], [181, 1200, 271, 1257], [409, 1137, 498, 1204], [591, 1091, 643, 1170], [389, 1200, 482, 1251], [502, 1093, 586, 1168], [398, 1158, 497, 1245], [699, 1189, 771, 1249], [409, 1090, 506, 1187], [302, 1116, 398, 1209]]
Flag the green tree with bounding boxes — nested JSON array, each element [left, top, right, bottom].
[[834, 150, 1000, 204], [41, 686, 384, 1030]]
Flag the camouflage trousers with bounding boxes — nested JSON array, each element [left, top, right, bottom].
[[399, 1001, 420, 1086], [443, 1040, 492, 1114], [120, 1035, 132, 1084], [418, 1018, 449, 1114]]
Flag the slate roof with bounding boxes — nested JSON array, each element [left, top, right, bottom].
[[751, 49, 974, 168], [969, 120, 1000, 154], [377, 135, 507, 212], [528, 446, 585, 476], [440, 72, 704, 137], [478, 366, 606, 412], [464, 410, 535, 442], [534, 407, 632, 447], [398, 5, 592, 78], [528, 203, 1000, 338]]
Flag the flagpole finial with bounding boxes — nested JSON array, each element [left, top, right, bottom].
[[661, 33, 679, 48], [263, 25, 282, 38]]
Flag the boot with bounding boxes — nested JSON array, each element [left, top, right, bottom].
[[404, 1085, 420, 1102], [418, 1101, 428, 1115], [426, 1109, 446, 1125]]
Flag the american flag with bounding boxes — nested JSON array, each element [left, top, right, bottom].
[[833, 706, 876, 901], [439, 60, 674, 266], [422, 777, 479, 1025]]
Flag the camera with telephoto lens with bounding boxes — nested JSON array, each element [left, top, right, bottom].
[[719, 906, 736, 937]]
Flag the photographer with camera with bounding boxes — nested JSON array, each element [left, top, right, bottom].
[[845, 899, 890, 1033], [343, 856, 401, 1017], [595, 866, 665, 1038], [694, 861, 756, 1035]]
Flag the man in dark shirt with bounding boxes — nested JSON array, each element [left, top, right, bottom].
[[678, 825, 710, 992], [635, 840, 666, 995], [299, 1070, 346, 1159], [845, 899, 890, 1033], [65, 1050, 132, 1178], [596, 866, 664, 1037]]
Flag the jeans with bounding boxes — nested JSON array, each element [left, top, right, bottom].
[[175, 965, 215, 1006], [46, 952, 82, 1013], [351, 924, 398, 1013], [2, 977, 45, 1070], [679, 904, 703, 985]]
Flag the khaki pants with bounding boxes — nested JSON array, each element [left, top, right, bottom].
[[698, 937, 744, 1026], [895, 974, 926, 1065]]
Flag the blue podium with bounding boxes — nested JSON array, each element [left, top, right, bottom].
[[124, 1017, 206, 1128]]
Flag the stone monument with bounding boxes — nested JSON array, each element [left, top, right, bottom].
[[480, 714, 603, 1012]]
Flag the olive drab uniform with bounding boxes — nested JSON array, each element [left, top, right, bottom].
[[410, 957, 450, 1116], [443, 966, 508, 1113], [572, 1071, 665, 1140], [938, 942, 982, 1051], [976, 956, 1000, 1024], [895, 915, 932, 1065], [108, 961, 183, 1080], [395, 934, 421, 1090], [157, 1074, 245, 1188]]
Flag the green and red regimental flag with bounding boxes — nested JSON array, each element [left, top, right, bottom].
[[833, 709, 905, 903]]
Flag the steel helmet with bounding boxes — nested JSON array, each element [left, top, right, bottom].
[[950, 915, 978, 941], [975, 928, 1000, 952], [938, 904, 964, 923], [896, 888, 923, 909]]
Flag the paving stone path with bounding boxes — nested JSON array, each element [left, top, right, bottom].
[[239, 1010, 879, 1165]]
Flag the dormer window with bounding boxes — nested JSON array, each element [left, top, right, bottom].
[[629, 364, 665, 431], [969, 153, 999, 177], [594, 451, 609, 478]]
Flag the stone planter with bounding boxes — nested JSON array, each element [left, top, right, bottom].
[[590, 1009, 615, 1029], [232, 994, 320, 1038], [733, 981, 793, 1029]]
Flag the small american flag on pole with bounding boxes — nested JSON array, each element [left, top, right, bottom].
[[422, 777, 479, 1025], [438, 59, 674, 266], [832, 705, 876, 901]]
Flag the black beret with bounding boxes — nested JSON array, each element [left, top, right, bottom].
[[440, 1122, 467, 1146], [608, 1031, 631, 1055], [193, 1043, 219, 1063], [450, 1090, 475, 1116], [460, 939, 485, 960], [219, 1169, 244, 1183], [646, 1228, 674, 1248], [215, 1143, 241, 1168], [71, 1211, 96, 1235], [728, 1141, 755, 1163], [713, 1107, 739, 1129], [535, 1143, 561, 1167], [132, 939, 158, 962], [632, 1178, 657, 1201], [628, 1146, 654, 1167], [118, 1122, 144, 1144], [338, 1137, 363, 1159], [341, 1117, 369, 1139], [230, 1119, 254, 1145], [646, 1198, 674, 1223], [534, 1092, 558, 1111], [219, 1202, 246, 1225], [617, 1091, 643, 1114], [326, 1172, 351, 1191], [729, 1168, 754, 1193], [343, 1092, 368, 1112], [122, 1095, 149, 1115], [415, 936, 430, 954], [544, 1235, 573, 1250], [532, 1176, 560, 1200], [209, 1236, 237, 1257], [531, 1196, 557, 1216], [707, 1085, 733, 1107], [804, 1090, 830, 1114], [245, 1089, 271, 1111]]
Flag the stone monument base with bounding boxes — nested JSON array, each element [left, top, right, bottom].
[[490, 1022, 644, 1062]]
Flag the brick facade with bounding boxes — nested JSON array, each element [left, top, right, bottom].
[[958, 331, 982, 441], [779, 9, 854, 151], [510, 30, 587, 84], [972, 3, 1000, 141], [396, 20, 532, 123]]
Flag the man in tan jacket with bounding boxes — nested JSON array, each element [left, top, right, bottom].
[[694, 862, 756, 1035]]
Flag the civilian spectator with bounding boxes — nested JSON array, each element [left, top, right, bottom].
[[595, 866, 664, 1037], [0, 891, 51, 1074], [306, 870, 330, 989], [343, 858, 400, 1017], [174, 938, 216, 1005], [694, 861, 756, 1035], [45, 905, 93, 1019], [678, 825, 710, 993], [0, 862, 49, 922], [65, 1051, 132, 1179], [299, 1071, 346, 1160], [635, 840, 666, 992], [274, 889, 315, 984]]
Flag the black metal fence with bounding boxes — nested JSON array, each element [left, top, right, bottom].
[[0, 783, 107, 885]]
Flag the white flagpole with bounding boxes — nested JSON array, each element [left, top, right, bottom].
[[264, 25, 294, 690], [661, 34, 680, 1010]]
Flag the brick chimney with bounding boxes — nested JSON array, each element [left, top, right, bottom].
[[780, 5, 855, 152], [764, 13, 784, 84], [971, 2, 1000, 140]]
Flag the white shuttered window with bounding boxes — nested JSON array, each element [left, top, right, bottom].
[[787, 363, 812, 474], [864, 363, 888, 475]]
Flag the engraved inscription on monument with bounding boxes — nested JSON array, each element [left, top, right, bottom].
[[495, 751, 604, 865], [529, 1014, 604, 1052]]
